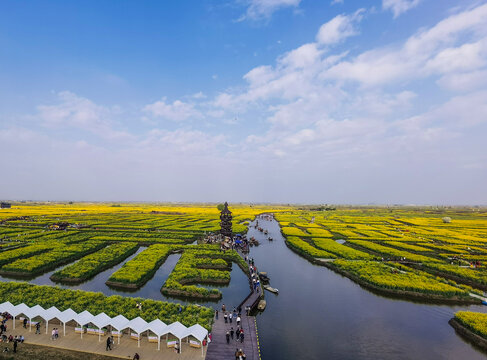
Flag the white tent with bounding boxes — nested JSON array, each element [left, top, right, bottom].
[[147, 319, 167, 350], [161, 321, 188, 354], [183, 324, 208, 357], [110, 314, 129, 344], [0, 301, 15, 315], [44, 306, 61, 335], [11, 303, 30, 330], [91, 312, 112, 342], [24, 304, 46, 332], [57, 308, 77, 336], [127, 316, 148, 347], [74, 310, 94, 339]]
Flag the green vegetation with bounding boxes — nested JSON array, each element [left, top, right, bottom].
[[161, 249, 247, 300], [312, 238, 374, 260], [1, 241, 107, 276], [0, 281, 213, 329], [106, 244, 175, 288], [286, 236, 336, 258], [454, 311, 487, 339], [332, 260, 470, 298], [50, 242, 139, 283]]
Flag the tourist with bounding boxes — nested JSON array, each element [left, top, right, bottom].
[[236, 316, 241, 326], [237, 306, 242, 315], [133, 352, 140, 360], [8, 335, 13, 343], [51, 328, 56, 340], [224, 312, 228, 323], [19, 335, 24, 343], [236, 327, 240, 339], [230, 327, 234, 339], [229, 314, 232, 324], [226, 331, 230, 344], [222, 304, 226, 312], [215, 309, 218, 320], [13, 339, 17, 353], [23, 318, 27, 328], [55, 328, 59, 339], [106, 335, 111, 351], [35, 322, 41, 334]]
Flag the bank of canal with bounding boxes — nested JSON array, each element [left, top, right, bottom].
[[247, 217, 487, 360]]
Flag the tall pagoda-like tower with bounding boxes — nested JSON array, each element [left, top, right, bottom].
[[220, 202, 233, 238]]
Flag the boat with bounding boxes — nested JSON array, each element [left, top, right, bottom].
[[258, 272, 270, 283], [257, 300, 266, 310], [264, 230, 268, 235], [268, 237, 273, 241], [263, 285, 279, 294]]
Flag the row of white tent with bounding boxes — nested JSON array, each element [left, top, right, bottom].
[[0, 301, 208, 355]]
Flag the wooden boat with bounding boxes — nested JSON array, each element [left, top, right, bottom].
[[258, 272, 270, 283], [264, 230, 268, 235], [263, 285, 279, 294], [268, 237, 273, 241], [257, 300, 266, 310]]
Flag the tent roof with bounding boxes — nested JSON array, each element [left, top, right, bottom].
[[91, 313, 112, 329], [0, 301, 15, 314], [127, 316, 148, 334], [183, 324, 208, 342], [162, 321, 187, 339], [24, 304, 46, 320], [44, 306, 61, 321], [110, 314, 129, 331], [58, 308, 77, 323], [75, 310, 94, 326], [11, 303, 30, 317], [147, 319, 168, 336]]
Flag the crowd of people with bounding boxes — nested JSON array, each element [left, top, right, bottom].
[[0, 313, 24, 354], [218, 303, 247, 359]]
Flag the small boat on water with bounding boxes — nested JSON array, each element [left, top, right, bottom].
[[268, 237, 273, 241], [263, 285, 279, 294], [258, 272, 270, 283], [257, 300, 266, 310], [264, 230, 268, 235]]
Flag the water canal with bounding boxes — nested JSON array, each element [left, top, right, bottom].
[[247, 217, 487, 360]]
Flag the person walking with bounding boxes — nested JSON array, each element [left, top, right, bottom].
[[215, 309, 218, 320], [224, 312, 228, 323], [106, 336, 111, 351], [23, 318, 27, 329], [240, 331, 244, 343], [226, 331, 230, 344], [35, 322, 41, 334], [13, 340, 17, 353], [51, 328, 56, 340], [237, 316, 241, 326], [230, 327, 234, 340]]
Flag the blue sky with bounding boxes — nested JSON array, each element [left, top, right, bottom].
[[1, 0, 486, 204]]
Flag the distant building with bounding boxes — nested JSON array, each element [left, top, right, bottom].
[[0, 202, 11, 209]]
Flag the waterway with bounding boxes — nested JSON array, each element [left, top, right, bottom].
[[247, 217, 487, 360]]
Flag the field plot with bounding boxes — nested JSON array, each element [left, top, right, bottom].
[[276, 207, 487, 303]]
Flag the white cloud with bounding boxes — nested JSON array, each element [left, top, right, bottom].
[[240, 0, 302, 21], [331, 0, 343, 5], [36, 91, 132, 141], [316, 9, 365, 45], [323, 3, 487, 86], [383, 0, 421, 18], [143, 97, 201, 122]]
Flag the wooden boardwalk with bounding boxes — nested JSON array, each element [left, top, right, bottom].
[[206, 259, 263, 360], [2, 318, 206, 360]]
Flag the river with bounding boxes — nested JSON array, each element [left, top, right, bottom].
[[246, 217, 487, 360]]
